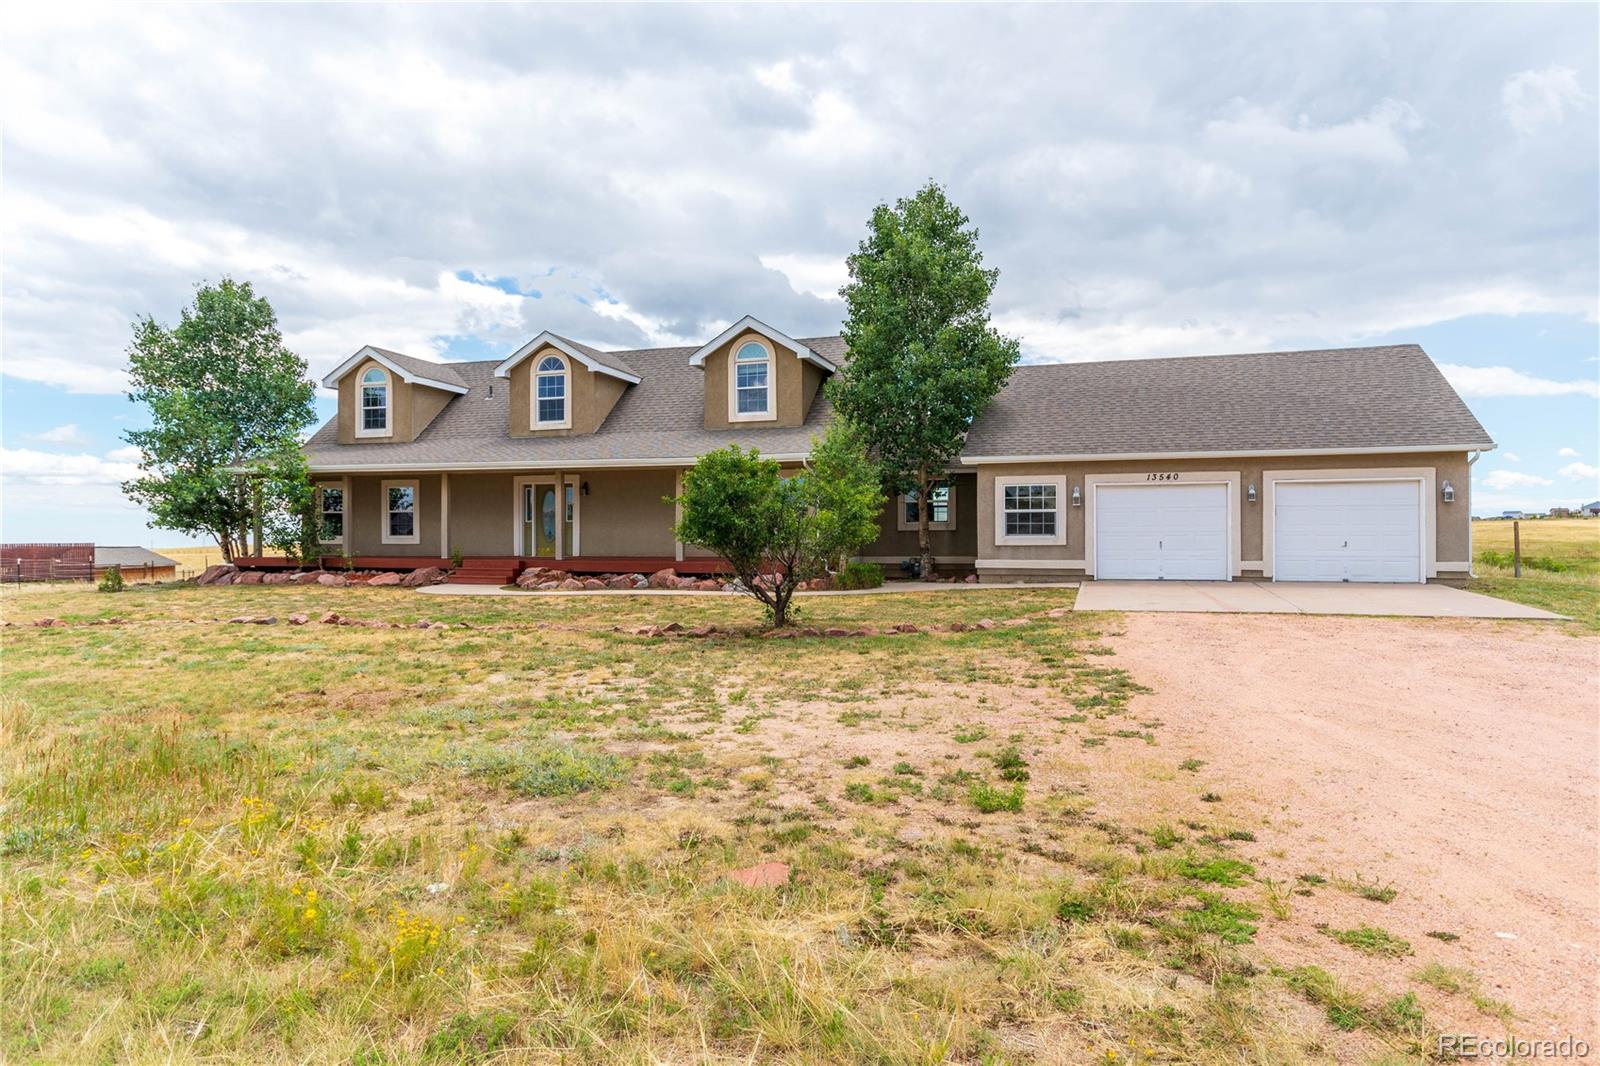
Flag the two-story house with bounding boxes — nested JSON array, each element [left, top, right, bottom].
[[296, 315, 1494, 585]]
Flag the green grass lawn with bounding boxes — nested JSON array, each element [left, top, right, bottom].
[[1469, 518, 1600, 630], [0, 582, 1480, 1062]]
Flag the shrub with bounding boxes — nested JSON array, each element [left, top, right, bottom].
[[97, 565, 124, 593], [968, 781, 1024, 813], [834, 561, 883, 589]]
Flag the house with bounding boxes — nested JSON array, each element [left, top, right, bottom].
[[94, 546, 179, 583], [294, 317, 1493, 585], [1501, 510, 1525, 520], [1582, 501, 1600, 516]]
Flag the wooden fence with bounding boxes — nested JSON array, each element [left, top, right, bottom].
[[2, 543, 96, 583]]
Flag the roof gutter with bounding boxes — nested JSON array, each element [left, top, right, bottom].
[[958, 443, 1496, 465], [306, 453, 813, 475]]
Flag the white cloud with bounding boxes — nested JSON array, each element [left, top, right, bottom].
[[1558, 461, 1599, 483], [29, 423, 91, 447], [1478, 469, 1552, 491], [1205, 98, 1423, 166], [1558, 447, 1581, 458], [759, 254, 848, 302], [1502, 65, 1589, 134], [1437, 364, 1600, 399], [0, 446, 147, 531], [1, 446, 142, 486], [1502, 451, 1520, 462]]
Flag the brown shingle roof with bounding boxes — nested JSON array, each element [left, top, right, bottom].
[[962, 344, 1494, 457], [366, 347, 469, 390]]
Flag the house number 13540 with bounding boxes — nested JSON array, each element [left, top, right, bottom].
[[1145, 472, 1179, 482]]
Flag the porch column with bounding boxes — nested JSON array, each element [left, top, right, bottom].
[[440, 473, 451, 561], [674, 469, 684, 563]]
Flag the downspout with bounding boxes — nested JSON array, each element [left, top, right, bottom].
[[1466, 451, 1481, 577]]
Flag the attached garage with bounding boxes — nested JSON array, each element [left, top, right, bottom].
[[1094, 483, 1230, 580], [1272, 480, 1422, 583]]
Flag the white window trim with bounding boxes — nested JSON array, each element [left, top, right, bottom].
[[727, 337, 777, 423], [380, 478, 421, 545], [994, 475, 1067, 546], [532, 352, 572, 430], [316, 482, 345, 545], [898, 483, 956, 532], [355, 366, 392, 438]]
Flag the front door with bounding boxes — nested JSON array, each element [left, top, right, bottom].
[[521, 482, 559, 557]]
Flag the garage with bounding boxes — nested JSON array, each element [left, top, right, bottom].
[[1095, 483, 1230, 580], [1273, 480, 1422, 582]]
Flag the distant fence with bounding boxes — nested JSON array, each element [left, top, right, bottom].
[[1, 543, 95, 583]]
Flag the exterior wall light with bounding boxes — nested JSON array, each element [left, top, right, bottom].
[[1071, 484, 1082, 507], [1246, 482, 1257, 503], [1442, 480, 1454, 503]]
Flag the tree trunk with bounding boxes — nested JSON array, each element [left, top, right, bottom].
[[917, 471, 935, 580]]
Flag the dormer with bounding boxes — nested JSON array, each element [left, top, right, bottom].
[[494, 332, 640, 437], [323, 346, 468, 445], [688, 316, 837, 430]]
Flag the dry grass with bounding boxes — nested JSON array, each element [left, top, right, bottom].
[[1469, 518, 1600, 630], [1, 583, 1445, 1063]]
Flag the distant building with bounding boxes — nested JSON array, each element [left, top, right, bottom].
[[1549, 507, 1573, 518], [94, 546, 178, 583], [1500, 510, 1525, 520], [1582, 501, 1600, 516], [1, 543, 93, 582]]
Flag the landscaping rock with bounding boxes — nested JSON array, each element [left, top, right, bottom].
[[236, 571, 265, 585], [557, 578, 585, 591], [581, 578, 607, 590], [604, 574, 634, 589], [660, 622, 684, 633], [266, 572, 295, 585], [974, 619, 997, 630], [693, 579, 721, 591], [964, 574, 979, 584], [287, 613, 309, 625], [316, 574, 346, 587], [686, 624, 716, 637], [295, 571, 324, 584], [647, 567, 678, 589], [727, 862, 791, 889], [367, 573, 402, 587], [892, 623, 919, 634], [195, 564, 236, 586], [32, 618, 58, 627], [823, 627, 851, 638], [319, 611, 340, 624], [401, 567, 446, 587], [1001, 618, 1030, 628]]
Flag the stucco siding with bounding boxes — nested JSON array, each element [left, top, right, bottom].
[[701, 328, 809, 429], [863, 472, 979, 563], [335, 359, 451, 445], [574, 468, 678, 556], [509, 346, 628, 437], [449, 473, 513, 556], [347, 474, 443, 556]]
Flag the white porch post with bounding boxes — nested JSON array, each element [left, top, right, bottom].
[[440, 473, 451, 561]]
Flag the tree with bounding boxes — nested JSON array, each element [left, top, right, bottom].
[[674, 422, 882, 628], [121, 279, 317, 560], [830, 182, 1020, 579]]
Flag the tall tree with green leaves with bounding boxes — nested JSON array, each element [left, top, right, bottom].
[[830, 182, 1020, 579], [674, 422, 882, 628], [122, 278, 317, 560]]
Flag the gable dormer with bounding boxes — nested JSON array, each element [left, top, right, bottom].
[[688, 316, 837, 430], [493, 333, 640, 438], [323, 346, 468, 445]]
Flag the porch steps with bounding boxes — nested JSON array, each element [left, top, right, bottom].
[[450, 558, 523, 586]]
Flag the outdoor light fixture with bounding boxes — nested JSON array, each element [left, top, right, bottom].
[[1442, 480, 1455, 503], [581, 481, 590, 497], [1071, 484, 1082, 507], [1246, 482, 1257, 503]]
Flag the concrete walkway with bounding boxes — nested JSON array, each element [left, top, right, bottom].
[[1073, 579, 1563, 619], [417, 580, 1079, 598]]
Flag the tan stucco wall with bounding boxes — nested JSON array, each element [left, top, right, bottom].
[[863, 472, 979, 563], [974, 452, 1471, 579], [449, 473, 513, 556], [335, 359, 451, 444], [347, 474, 443, 557], [508, 346, 629, 437], [576, 468, 678, 556], [701, 329, 812, 429]]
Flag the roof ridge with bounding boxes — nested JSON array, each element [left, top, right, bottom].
[[1012, 343, 1426, 371]]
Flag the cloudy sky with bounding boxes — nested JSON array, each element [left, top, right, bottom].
[[2, 3, 1596, 545]]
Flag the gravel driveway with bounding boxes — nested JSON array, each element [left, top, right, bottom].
[[1105, 613, 1598, 1042]]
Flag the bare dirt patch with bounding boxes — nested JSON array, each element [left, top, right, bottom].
[[1102, 612, 1599, 1041]]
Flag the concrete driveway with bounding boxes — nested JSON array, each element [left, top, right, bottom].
[[1073, 579, 1563, 618]]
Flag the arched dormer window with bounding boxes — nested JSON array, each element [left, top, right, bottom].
[[730, 338, 773, 421], [534, 354, 570, 428], [357, 366, 390, 436]]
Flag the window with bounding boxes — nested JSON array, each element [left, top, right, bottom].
[[317, 484, 344, 543], [995, 475, 1067, 545], [730, 339, 772, 420], [898, 483, 955, 531], [534, 354, 569, 427], [358, 367, 390, 436], [381, 479, 419, 544]]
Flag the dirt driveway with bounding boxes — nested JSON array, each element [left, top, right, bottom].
[[1104, 613, 1599, 1042]]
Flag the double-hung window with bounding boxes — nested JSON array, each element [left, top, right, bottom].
[[358, 367, 390, 436], [381, 479, 419, 544], [317, 484, 344, 544], [534, 355, 569, 428], [730, 339, 772, 420], [995, 476, 1066, 545], [899, 483, 955, 531]]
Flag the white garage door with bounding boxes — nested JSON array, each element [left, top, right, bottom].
[[1095, 483, 1230, 580], [1274, 480, 1422, 583]]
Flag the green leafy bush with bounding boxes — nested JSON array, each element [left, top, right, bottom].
[[968, 781, 1024, 813], [97, 566, 124, 593], [834, 561, 883, 589]]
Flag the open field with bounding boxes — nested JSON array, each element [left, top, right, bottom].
[[1469, 518, 1600, 630], [1, 582, 1591, 1062]]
